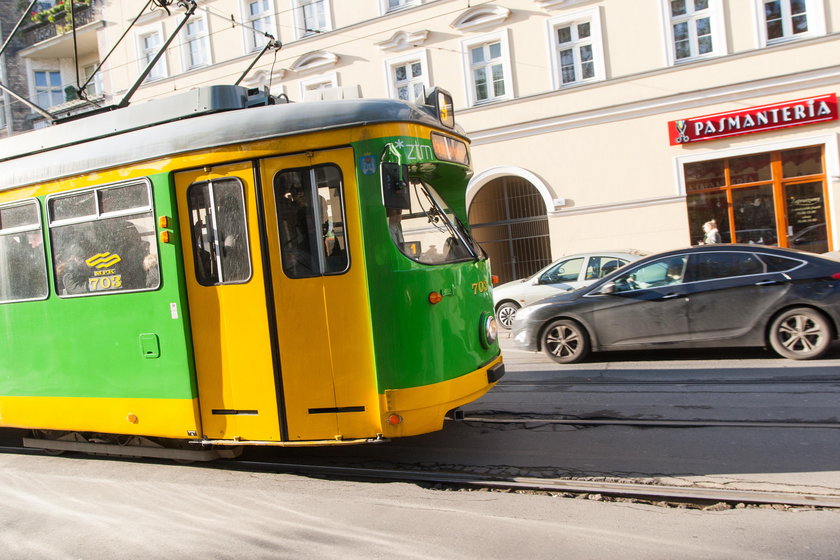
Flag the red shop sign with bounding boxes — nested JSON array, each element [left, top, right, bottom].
[[668, 93, 838, 145]]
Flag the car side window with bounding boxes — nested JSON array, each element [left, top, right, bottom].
[[686, 252, 764, 282], [585, 257, 628, 280], [612, 256, 686, 292], [758, 254, 802, 273], [539, 257, 584, 284]]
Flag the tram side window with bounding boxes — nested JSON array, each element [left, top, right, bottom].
[[187, 178, 252, 286], [48, 181, 161, 297], [275, 165, 348, 278], [0, 200, 49, 303]]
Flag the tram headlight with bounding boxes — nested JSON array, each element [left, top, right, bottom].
[[480, 313, 498, 349]]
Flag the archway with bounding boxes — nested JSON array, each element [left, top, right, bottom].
[[468, 168, 553, 284]]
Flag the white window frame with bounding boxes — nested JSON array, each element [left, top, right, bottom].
[[384, 50, 431, 102], [135, 23, 168, 81], [753, 0, 826, 46], [299, 72, 338, 100], [181, 14, 212, 70], [661, 0, 727, 65], [461, 30, 514, 107], [292, 0, 332, 39], [33, 69, 64, 108], [81, 63, 103, 97], [242, 0, 278, 53], [380, 0, 421, 15], [547, 7, 605, 90]]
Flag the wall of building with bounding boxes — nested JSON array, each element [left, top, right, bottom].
[[13, 0, 840, 269]]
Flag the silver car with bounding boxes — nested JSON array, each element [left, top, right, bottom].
[[493, 251, 643, 329]]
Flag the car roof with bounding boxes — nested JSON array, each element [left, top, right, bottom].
[[627, 243, 826, 264]]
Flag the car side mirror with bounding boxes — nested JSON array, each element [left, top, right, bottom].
[[598, 282, 616, 295]]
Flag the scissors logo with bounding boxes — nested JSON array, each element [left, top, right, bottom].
[[674, 120, 691, 143]]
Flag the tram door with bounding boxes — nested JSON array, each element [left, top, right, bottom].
[[175, 162, 281, 441], [259, 148, 378, 441]]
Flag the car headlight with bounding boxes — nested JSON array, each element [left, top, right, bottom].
[[480, 313, 498, 348]]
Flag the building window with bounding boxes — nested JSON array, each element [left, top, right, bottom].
[[462, 31, 512, 106], [683, 146, 830, 252], [245, 0, 277, 52], [386, 51, 429, 102], [300, 73, 338, 101], [382, 0, 421, 13], [665, 0, 725, 63], [183, 17, 210, 69], [34, 70, 63, 108], [293, 0, 330, 38], [82, 63, 103, 97], [759, 0, 824, 45], [138, 30, 167, 80], [548, 8, 605, 88]]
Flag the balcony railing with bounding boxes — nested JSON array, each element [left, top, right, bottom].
[[22, 4, 97, 49]]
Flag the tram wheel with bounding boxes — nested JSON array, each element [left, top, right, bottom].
[[542, 319, 590, 364], [768, 308, 832, 360]]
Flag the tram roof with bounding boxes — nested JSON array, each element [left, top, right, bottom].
[[0, 85, 464, 191]]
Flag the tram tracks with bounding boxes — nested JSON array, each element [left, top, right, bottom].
[[2, 443, 838, 509], [456, 414, 840, 429], [215, 458, 840, 509]]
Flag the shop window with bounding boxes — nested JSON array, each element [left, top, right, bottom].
[[187, 178, 252, 285], [782, 145, 822, 178], [683, 146, 829, 252], [0, 200, 49, 303], [48, 181, 160, 297]]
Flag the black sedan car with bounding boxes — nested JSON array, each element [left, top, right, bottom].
[[510, 245, 840, 363]]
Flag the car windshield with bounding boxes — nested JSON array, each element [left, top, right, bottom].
[[387, 179, 484, 264]]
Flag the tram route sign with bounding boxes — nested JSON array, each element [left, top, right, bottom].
[[668, 93, 838, 145]]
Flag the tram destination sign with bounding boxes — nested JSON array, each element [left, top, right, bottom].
[[668, 93, 838, 145]]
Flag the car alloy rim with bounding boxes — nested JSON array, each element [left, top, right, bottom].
[[776, 314, 824, 354], [498, 305, 516, 328], [546, 324, 580, 358]]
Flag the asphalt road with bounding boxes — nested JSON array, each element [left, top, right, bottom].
[[2, 337, 839, 558]]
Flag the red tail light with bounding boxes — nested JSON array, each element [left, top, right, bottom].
[[832, 272, 840, 280]]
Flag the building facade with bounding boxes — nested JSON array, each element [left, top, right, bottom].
[[10, 0, 840, 283]]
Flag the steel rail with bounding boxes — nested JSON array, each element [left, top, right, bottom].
[[458, 415, 840, 429], [494, 378, 840, 387], [2, 445, 837, 508], [219, 459, 840, 509]]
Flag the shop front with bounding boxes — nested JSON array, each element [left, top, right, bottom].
[[670, 94, 838, 253]]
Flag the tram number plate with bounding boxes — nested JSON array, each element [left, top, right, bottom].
[[88, 275, 123, 291]]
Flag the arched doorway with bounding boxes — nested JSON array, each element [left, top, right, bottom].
[[468, 173, 552, 285]]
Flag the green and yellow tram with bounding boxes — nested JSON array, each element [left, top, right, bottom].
[[0, 85, 503, 459]]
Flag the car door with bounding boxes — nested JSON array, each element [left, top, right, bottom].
[[685, 251, 791, 342], [586, 254, 691, 347]]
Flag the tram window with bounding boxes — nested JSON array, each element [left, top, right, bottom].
[[275, 165, 349, 278], [0, 200, 49, 303], [187, 178, 252, 286], [48, 181, 160, 297], [49, 190, 96, 221], [385, 178, 480, 265]]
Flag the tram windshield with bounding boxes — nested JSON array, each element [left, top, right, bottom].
[[387, 178, 484, 264]]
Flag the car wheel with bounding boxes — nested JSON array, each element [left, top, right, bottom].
[[496, 302, 520, 330], [542, 319, 590, 364], [768, 308, 832, 360]]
